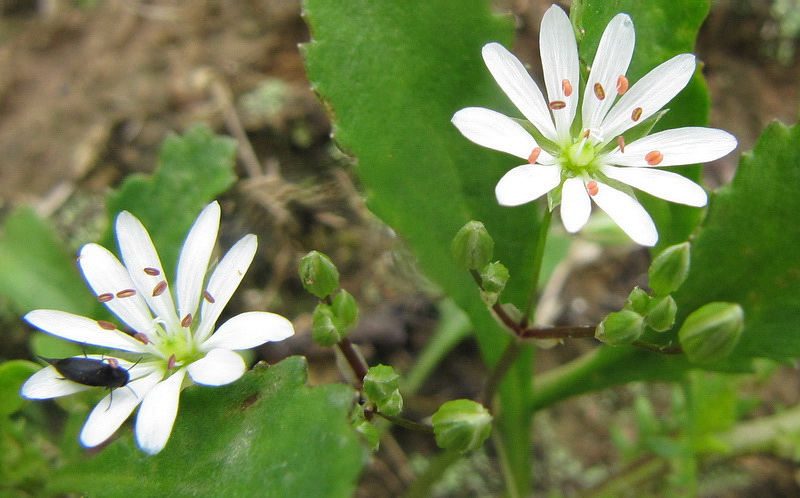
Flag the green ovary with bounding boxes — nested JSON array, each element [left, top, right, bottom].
[[559, 139, 602, 177]]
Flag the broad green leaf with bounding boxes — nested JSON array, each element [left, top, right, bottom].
[[572, 0, 712, 248], [303, 0, 535, 491], [0, 360, 40, 416], [50, 357, 367, 497], [0, 207, 94, 315], [104, 124, 237, 275]]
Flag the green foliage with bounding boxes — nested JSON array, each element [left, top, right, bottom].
[[49, 357, 366, 497], [0, 360, 40, 416], [105, 124, 237, 276]]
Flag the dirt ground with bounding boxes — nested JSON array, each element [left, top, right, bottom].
[[1, 0, 799, 496]]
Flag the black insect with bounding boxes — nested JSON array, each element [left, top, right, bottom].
[[41, 356, 131, 389]]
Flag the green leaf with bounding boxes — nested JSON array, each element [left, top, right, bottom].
[[303, 0, 535, 491], [0, 207, 95, 315], [572, 0, 712, 248], [50, 357, 367, 497], [104, 124, 237, 275], [0, 360, 40, 416]]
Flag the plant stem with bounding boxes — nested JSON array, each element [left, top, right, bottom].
[[480, 339, 524, 406], [369, 410, 434, 434], [630, 340, 683, 355], [522, 208, 553, 327], [337, 336, 369, 387], [519, 324, 596, 340]]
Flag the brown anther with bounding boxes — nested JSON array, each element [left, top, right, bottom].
[[134, 332, 151, 345], [528, 147, 542, 164], [593, 82, 606, 100], [116, 289, 137, 299], [583, 129, 591, 139], [152, 280, 168, 297], [106, 358, 120, 369], [586, 181, 599, 196], [561, 79, 573, 97], [97, 293, 114, 303], [97, 320, 117, 330], [181, 314, 193, 328], [143, 267, 161, 276], [168, 354, 177, 370], [631, 107, 643, 122], [549, 100, 566, 110], [203, 290, 216, 304], [616, 75, 629, 95], [645, 151, 664, 166], [617, 136, 626, 153]]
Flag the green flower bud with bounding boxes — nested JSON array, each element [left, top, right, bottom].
[[299, 251, 340, 299], [351, 405, 380, 451], [679, 302, 744, 364], [379, 390, 404, 416], [431, 399, 492, 453], [451, 221, 494, 270], [312, 304, 344, 347], [645, 295, 677, 332], [648, 242, 691, 295], [332, 289, 359, 329], [363, 364, 400, 404], [625, 286, 651, 315], [479, 261, 509, 306], [596, 310, 645, 345]]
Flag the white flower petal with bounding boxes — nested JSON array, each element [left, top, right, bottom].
[[540, 5, 580, 140], [495, 164, 561, 206], [21, 366, 93, 399], [482, 42, 558, 142], [201, 311, 295, 351], [80, 369, 162, 448], [24, 309, 147, 352], [187, 349, 245, 386], [116, 211, 181, 332], [135, 368, 185, 455], [582, 13, 635, 131], [560, 177, 592, 232], [79, 243, 156, 337], [602, 166, 708, 207], [600, 53, 696, 141], [451, 107, 539, 160], [605, 127, 738, 167], [591, 182, 658, 246], [195, 234, 257, 343], [176, 202, 220, 319]]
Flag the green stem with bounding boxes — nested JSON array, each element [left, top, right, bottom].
[[519, 324, 596, 340], [480, 339, 524, 406], [630, 340, 683, 355], [370, 410, 434, 434], [522, 208, 552, 327]]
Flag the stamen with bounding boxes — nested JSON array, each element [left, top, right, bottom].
[[97, 320, 117, 330], [527, 147, 542, 164], [116, 289, 137, 299], [561, 79, 573, 97], [181, 314, 193, 328], [617, 136, 626, 153], [616, 75, 629, 95], [593, 82, 606, 100], [631, 107, 643, 122], [583, 129, 591, 139], [549, 101, 566, 110], [106, 358, 120, 369], [152, 280, 168, 297], [97, 293, 114, 303], [143, 267, 161, 276], [134, 332, 151, 345], [203, 290, 216, 304], [645, 151, 664, 166], [167, 354, 177, 371], [586, 181, 599, 196]]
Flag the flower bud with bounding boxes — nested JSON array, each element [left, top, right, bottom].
[[363, 364, 400, 405], [624, 286, 651, 315], [332, 289, 359, 329], [648, 242, 690, 295], [451, 221, 494, 270], [645, 295, 677, 332], [379, 390, 404, 416], [595, 310, 644, 345], [299, 251, 340, 299], [479, 261, 509, 306], [679, 302, 744, 364], [311, 304, 344, 347], [431, 399, 492, 453]]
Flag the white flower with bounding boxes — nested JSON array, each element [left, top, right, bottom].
[[451, 5, 737, 246], [20, 201, 295, 455]]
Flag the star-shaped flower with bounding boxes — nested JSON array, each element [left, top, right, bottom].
[[452, 5, 737, 246], [20, 201, 294, 454]]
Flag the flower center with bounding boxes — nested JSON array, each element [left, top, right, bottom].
[[560, 137, 601, 177]]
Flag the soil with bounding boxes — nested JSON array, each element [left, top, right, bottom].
[[1, 0, 799, 496]]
